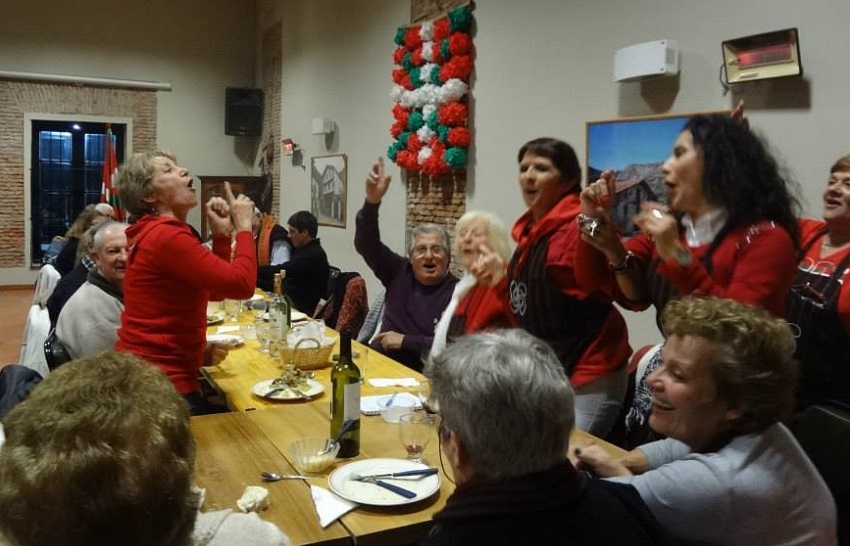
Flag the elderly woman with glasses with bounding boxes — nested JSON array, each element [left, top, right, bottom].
[[575, 297, 837, 546], [421, 329, 677, 546], [430, 210, 515, 358], [473, 138, 631, 437]]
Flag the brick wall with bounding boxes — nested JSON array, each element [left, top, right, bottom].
[[262, 23, 283, 216], [0, 80, 156, 268]]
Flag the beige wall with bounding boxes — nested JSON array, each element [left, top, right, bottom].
[[0, 0, 258, 284], [260, 0, 850, 348]]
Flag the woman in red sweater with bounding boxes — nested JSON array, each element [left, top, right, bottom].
[[430, 210, 515, 358], [576, 114, 800, 442], [115, 151, 257, 414]]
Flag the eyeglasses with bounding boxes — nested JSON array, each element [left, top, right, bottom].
[[435, 413, 455, 485], [412, 245, 445, 258]]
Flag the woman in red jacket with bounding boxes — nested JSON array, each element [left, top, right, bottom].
[[577, 114, 800, 442], [115, 151, 256, 414]]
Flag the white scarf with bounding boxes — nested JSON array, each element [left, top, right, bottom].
[[429, 273, 477, 359]]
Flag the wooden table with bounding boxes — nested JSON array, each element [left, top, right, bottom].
[[191, 411, 351, 546], [197, 311, 627, 545]]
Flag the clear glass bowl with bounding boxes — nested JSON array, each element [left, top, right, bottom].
[[290, 437, 339, 474]]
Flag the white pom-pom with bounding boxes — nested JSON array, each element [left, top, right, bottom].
[[418, 146, 433, 164], [417, 125, 435, 142], [421, 42, 435, 62], [419, 21, 434, 41]]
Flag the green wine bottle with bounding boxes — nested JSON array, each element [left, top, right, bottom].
[[330, 333, 361, 457]]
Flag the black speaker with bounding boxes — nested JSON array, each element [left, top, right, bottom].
[[225, 87, 263, 137]]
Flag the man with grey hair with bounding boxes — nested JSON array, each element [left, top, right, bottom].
[[355, 157, 457, 371], [422, 329, 677, 546], [56, 220, 127, 359]]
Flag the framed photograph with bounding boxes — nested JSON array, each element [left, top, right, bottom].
[[586, 111, 726, 237], [310, 154, 347, 228]]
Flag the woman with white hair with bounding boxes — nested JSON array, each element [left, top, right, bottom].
[[430, 210, 515, 358]]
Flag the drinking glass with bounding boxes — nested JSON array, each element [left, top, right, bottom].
[[267, 327, 283, 358], [398, 413, 432, 463], [256, 322, 271, 353], [223, 298, 241, 322], [249, 298, 268, 320]]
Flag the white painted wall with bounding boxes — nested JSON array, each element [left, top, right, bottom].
[[260, 0, 850, 348], [0, 0, 258, 284]]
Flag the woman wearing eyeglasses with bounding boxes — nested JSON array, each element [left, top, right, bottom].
[[787, 154, 850, 409], [474, 138, 631, 438]]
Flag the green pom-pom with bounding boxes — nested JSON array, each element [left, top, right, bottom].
[[448, 5, 472, 32], [426, 110, 440, 131], [444, 147, 468, 168], [440, 39, 451, 61], [397, 131, 411, 147], [408, 111, 424, 131], [394, 27, 406, 45], [388, 142, 402, 161], [409, 68, 424, 89], [437, 124, 450, 143], [402, 52, 415, 72]]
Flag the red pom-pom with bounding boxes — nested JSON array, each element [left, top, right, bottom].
[[438, 102, 468, 126], [397, 150, 419, 171], [407, 133, 423, 153], [392, 104, 409, 123], [393, 47, 407, 65], [439, 55, 473, 81], [430, 43, 444, 64], [433, 18, 451, 41], [392, 68, 407, 85], [411, 48, 425, 66], [404, 27, 422, 48], [448, 32, 472, 55], [390, 121, 406, 139], [422, 154, 448, 177], [447, 127, 471, 147]]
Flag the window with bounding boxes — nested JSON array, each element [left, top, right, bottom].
[[30, 121, 126, 266]]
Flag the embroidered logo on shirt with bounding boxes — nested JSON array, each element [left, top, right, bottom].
[[509, 280, 527, 316]]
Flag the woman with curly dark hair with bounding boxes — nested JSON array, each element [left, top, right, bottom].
[[575, 114, 801, 443]]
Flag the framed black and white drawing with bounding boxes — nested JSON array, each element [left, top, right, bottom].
[[310, 154, 347, 228]]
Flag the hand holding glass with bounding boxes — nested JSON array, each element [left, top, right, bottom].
[[399, 413, 432, 463]]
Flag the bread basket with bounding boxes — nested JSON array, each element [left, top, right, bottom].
[[281, 337, 336, 370]]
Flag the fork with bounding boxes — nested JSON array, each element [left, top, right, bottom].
[[349, 474, 417, 499]]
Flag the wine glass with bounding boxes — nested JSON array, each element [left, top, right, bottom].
[[256, 322, 271, 353], [249, 298, 268, 321], [398, 413, 432, 463], [223, 298, 241, 322]]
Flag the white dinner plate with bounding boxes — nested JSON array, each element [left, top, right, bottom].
[[206, 313, 225, 326], [261, 310, 309, 322], [206, 333, 244, 346], [251, 378, 324, 401], [328, 458, 440, 506]]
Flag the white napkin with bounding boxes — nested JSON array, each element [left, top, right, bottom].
[[216, 325, 241, 334], [310, 485, 357, 528], [368, 378, 420, 388]]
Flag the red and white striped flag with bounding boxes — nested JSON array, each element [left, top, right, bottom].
[[100, 124, 124, 221]]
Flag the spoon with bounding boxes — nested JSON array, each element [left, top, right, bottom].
[[260, 472, 310, 481]]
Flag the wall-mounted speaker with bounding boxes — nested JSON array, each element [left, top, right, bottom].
[[225, 87, 263, 137], [614, 39, 679, 82]]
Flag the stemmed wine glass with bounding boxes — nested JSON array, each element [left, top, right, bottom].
[[249, 298, 268, 321], [398, 413, 432, 463]]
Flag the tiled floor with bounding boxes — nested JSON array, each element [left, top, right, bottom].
[[0, 287, 35, 365]]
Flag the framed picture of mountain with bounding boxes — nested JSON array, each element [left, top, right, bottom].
[[586, 111, 726, 237]]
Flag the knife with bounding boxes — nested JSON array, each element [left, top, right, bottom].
[[355, 468, 438, 480]]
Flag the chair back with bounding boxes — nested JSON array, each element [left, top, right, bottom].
[[44, 328, 73, 371], [795, 401, 850, 543], [0, 364, 43, 418], [19, 304, 50, 378], [32, 264, 61, 307], [319, 272, 368, 336]]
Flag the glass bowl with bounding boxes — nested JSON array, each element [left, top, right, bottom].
[[290, 437, 339, 474]]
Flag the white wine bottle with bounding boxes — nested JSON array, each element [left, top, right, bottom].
[[330, 333, 361, 457], [269, 272, 290, 337], [278, 270, 293, 332]]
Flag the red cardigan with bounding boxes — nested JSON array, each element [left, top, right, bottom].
[[575, 221, 797, 319], [450, 283, 516, 334], [117, 216, 257, 394]]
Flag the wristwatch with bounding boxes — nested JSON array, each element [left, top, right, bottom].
[[673, 246, 693, 267], [609, 251, 636, 273]]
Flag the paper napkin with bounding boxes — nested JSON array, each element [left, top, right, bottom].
[[367, 378, 420, 388], [310, 485, 357, 528], [216, 325, 241, 334]]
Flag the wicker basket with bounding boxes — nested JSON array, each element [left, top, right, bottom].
[[282, 337, 336, 370]]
